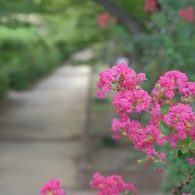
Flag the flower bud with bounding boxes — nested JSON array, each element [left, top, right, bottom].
[[122, 131, 127, 136], [135, 85, 140, 90], [137, 159, 142, 165], [171, 151, 175, 155], [171, 188, 178, 194], [161, 87, 166, 93], [180, 96, 188, 103], [155, 83, 161, 90], [176, 184, 181, 189]]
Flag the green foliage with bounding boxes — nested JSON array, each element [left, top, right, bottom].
[[159, 122, 170, 135], [131, 0, 195, 89], [160, 104, 170, 114], [0, 25, 65, 90], [0, 69, 9, 100]]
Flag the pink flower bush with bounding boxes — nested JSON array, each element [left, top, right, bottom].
[[90, 172, 137, 195], [179, 6, 195, 23], [144, 0, 157, 12], [97, 13, 116, 29], [97, 13, 110, 28], [40, 179, 65, 195], [41, 63, 195, 195]]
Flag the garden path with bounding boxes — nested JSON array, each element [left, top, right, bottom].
[[0, 59, 91, 194]]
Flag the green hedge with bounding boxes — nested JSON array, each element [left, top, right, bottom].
[[0, 25, 69, 96]]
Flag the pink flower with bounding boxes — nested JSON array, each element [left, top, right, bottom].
[[152, 70, 189, 99], [160, 153, 165, 160], [97, 13, 116, 29], [97, 13, 110, 28], [90, 172, 137, 195], [96, 63, 148, 99], [158, 167, 164, 173], [111, 117, 130, 140], [137, 73, 147, 84], [96, 90, 106, 99], [112, 89, 151, 116], [40, 179, 65, 195], [144, 0, 157, 12], [165, 103, 195, 143], [179, 6, 195, 23], [187, 157, 195, 166]]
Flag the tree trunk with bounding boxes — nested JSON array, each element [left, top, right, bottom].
[[94, 0, 142, 34]]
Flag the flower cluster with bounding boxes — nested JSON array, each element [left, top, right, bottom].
[[113, 89, 151, 116], [97, 63, 195, 177], [96, 63, 151, 115], [164, 103, 195, 145], [97, 13, 116, 29], [151, 70, 191, 99], [144, 0, 156, 12], [179, 6, 195, 23], [90, 172, 137, 195], [112, 117, 163, 155], [40, 179, 65, 195]]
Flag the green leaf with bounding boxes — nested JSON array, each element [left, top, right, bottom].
[[157, 93, 164, 99], [182, 136, 192, 145], [139, 157, 148, 165], [170, 98, 177, 105], [178, 150, 183, 158], [181, 185, 192, 194], [181, 146, 189, 154], [160, 104, 170, 114], [126, 192, 134, 195], [159, 122, 170, 135], [189, 141, 195, 150], [178, 136, 193, 147], [153, 162, 164, 169]]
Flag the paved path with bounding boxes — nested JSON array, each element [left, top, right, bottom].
[[0, 64, 91, 195]]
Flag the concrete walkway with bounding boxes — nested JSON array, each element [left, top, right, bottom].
[[0, 64, 91, 195]]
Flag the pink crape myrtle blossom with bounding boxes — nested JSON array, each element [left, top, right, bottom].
[[187, 157, 195, 166], [179, 6, 195, 23], [97, 13, 110, 29], [97, 13, 116, 29], [96, 63, 147, 99], [113, 118, 163, 155], [152, 70, 195, 99], [112, 89, 151, 116], [111, 116, 130, 140], [163, 103, 195, 144], [96, 67, 118, 98], [160, 152, 165, 160], [90, 172, 137, 195], [144, 0, 157, 12], [40, 179, 65, 195], [113, 91, 135, 116], [158, 167, 164, 173], [95, 66, 195, 193], [152, 70, 189, 99]]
